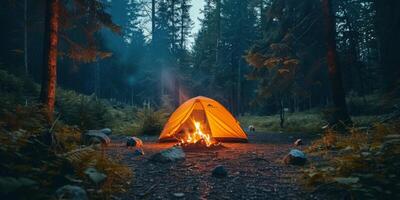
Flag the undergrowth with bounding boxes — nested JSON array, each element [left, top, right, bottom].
[[134, 107, 169, 135], [239, 112, 381, 133], [303, 121, 400, 199], [0, 70, 133, 199]]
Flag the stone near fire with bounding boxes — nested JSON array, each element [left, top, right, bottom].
[[283, 149, 307, 165], [126, 137, 143, 148], [150, 147, 185, 163], [294, 139, 303, 146], [82, 130, 111, 146], [212, 165, 228, 178], [248, 125, 256, 132], [100, 128, 112, 136]]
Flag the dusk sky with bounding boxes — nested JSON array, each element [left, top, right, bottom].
[[189, 0, 205, 45]]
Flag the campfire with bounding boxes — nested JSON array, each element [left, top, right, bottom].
[[175, 120, 224, 150]]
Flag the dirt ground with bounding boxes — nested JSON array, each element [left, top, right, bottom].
[[108, 133, 320, 200]]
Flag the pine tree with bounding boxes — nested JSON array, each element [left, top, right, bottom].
[[322, 0, 351, 125], [191, 0, 259, 113], [123, 0, 143, 45], [178, 0, 192, 51], [40, 0, 60, 121], [40, 0, 120, 121]]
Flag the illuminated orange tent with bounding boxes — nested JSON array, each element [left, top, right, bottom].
[[159, 96, 248, 142]]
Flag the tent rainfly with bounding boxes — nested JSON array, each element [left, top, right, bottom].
[[159, 96, 248, 142]]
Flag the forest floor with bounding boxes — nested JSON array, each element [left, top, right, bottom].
[[107, 133, 322, 200]]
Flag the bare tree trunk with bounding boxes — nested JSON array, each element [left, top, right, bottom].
[[151, 0, 156, 43], [374, 0, 400, 89], [342, 2, 367, 101], [131, 86, 134, 106], [171, 0, 176, 51], [237, 58, 241, 116], [24, 0, 28, 75], [94, 61, 100, 99], [180, 0, 184, 50], [279, 98, 285, 129], [322, 0, 351, 125], [215, 0, 221, 65], [40, 0, 60, 122]]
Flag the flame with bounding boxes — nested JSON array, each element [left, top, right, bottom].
[[180, 120, 213, 147]]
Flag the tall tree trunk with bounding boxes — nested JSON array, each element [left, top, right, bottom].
[[237, 58, 241, 116], [374, 0, 400, 90], [215, 0, 221, 65], [180, 0, 184, 50], [24, 0, 28, 75], [171, 0, 176, 52], [40, 0, 60, 121], [322, 0, 351, 125], [151, 0, 156, 43], [279, 98, 285, 129], [94, 61, 100, 99], [342, 2, 366, 99], [131, 86, 134, 106]]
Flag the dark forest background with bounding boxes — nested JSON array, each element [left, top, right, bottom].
[[0, 0, 399, 120]]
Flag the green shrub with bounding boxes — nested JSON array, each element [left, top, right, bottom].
[[346, 94, 385, 115], [56, 90, 111, 130], [106, 107, 138, 135], [0, 69, 133, 199], [135, 107, 168, 135], [0, 69, 39, 109], [239, 112, 325, 133], [0, 104, 46, 133]]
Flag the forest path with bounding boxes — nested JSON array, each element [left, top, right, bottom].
[[108, 133, 319, 200]]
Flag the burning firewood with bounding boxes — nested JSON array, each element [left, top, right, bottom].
[[175, 139, 225, 151], [173, 120, 226, 151]]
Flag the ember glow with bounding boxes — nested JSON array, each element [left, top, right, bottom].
[[180, 120, 214, 147]]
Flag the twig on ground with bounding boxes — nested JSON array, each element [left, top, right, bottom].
[[138, 184, 158, 197]]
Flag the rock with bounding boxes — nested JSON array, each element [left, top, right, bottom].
[[283, 149, 307, 165], [339, 146, 353, 154], [64, 175, 83, 183], [56, 185, 88, 200], [84, 167, 107, 185], [0, 177, 37, 194], [212, 165, 228, 178], [100, 128, 112, 136], [361, 152, 371, 157], [334, 177, 359, 185], [384, 134, 400, 140], [82, 131, 111, 146], [173, 192, 185, 198], [133, 148, 145, 156], [294, 139, 303, 146], [248, 125, 256, 132], [126, 137, 143, 148], [150, 147, 185, 163]]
